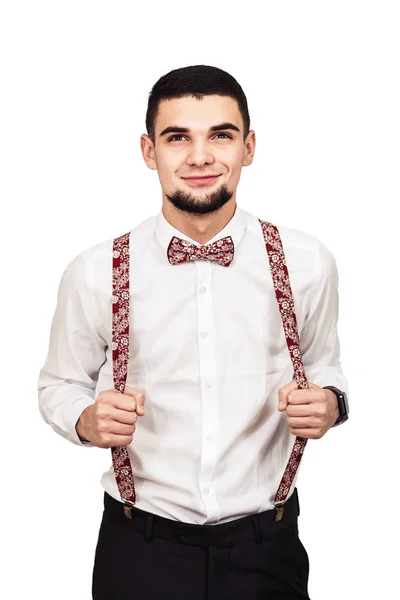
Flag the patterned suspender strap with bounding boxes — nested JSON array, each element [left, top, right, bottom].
[[111, 232, 136, 518], [110, 221, 309, 522], [258, 219, 309, 521]]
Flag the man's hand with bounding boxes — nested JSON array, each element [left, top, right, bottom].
[[76, 385, 145, 448], [277, 380, 340, 439]]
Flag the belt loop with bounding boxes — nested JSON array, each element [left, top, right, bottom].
[[144, 514, 154, 543], [251, 515, 263, 544]]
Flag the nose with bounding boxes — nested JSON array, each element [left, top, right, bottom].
[[185, 139, 215, 167]]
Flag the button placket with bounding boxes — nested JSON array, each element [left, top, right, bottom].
[[195, 261, 220, 520]]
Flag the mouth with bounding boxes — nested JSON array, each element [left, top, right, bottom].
[[182, 175, 221, 186]]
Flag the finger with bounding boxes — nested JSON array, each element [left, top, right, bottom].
[[287, 391, 318, 405], [278, 379, 299, 411], [123, 385, 145, 401], [122, 385, 139, 398], [111, 390, 144, 413], [123, 387, 145, 414], [108, 421, 136, 436], [289, 428, 319, 439], [111, 394, 138, 412], [101, 434, 134, 449], [286, 404, 314, 417], [287, 417, 315, 428], [109, 407, 138, 425], [135, 392, 145, 415]]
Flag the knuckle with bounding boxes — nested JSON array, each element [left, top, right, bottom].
[[97, 406, 109, 418], [320, 405, 328, 416], [97, 397, 110, 411], [101, 435, 111, 447]]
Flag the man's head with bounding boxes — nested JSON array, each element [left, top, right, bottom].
[[140, 65, 256, 216]]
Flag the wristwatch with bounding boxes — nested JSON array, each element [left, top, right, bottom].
[[322, 385, 349, 427]]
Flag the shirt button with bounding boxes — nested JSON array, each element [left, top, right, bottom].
[[205, 381, 212, 388], [200, 331, 207, 338], [200, 286, 207, 293], [206, 435, 212, 441], [203, 487, 210, 495]]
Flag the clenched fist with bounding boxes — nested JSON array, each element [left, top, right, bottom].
[[76, 385, 145, 448]]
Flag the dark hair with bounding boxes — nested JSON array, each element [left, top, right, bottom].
[[145, 65, 250, 145]]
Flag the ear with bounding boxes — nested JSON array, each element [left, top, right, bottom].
[[140, 134, 157, 171]]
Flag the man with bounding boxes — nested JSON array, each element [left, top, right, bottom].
[[38, 64, 349, 599]]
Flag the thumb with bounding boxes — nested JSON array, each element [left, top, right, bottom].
[[134, 391, 145, 415], [123, 386, 145, 415], [278, 397, 288, 412]]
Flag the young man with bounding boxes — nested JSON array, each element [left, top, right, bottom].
[[38, 64, 349, 599]]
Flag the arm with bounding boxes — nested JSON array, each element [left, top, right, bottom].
[[298, 240, 349, 404], [37, 252, 107, 446]]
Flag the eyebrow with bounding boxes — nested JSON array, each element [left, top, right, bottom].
[[158, 122, 241, 138]]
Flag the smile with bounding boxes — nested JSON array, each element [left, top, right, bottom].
[[182, 175, 221, 186]]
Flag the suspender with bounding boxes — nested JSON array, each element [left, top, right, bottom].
[[111, 219, 309, 521]]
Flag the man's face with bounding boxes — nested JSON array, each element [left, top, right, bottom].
[[141, 94, 255, 216]]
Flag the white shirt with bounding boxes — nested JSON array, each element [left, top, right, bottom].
[[37, 204, 349, 525]]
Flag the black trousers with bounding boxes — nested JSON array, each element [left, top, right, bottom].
[[92, 488, 310, 599]]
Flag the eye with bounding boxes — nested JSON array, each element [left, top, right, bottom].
[[167, 134, 186, 142], [166, 132, 232, 142]]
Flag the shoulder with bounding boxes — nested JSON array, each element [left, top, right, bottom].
[[61, 214, 157, 289], [243, 209, 337, 277]]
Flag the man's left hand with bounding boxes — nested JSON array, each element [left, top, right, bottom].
[[277, 380, 340, 439]]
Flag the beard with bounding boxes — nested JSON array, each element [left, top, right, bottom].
[[165, 182, 234, 216]]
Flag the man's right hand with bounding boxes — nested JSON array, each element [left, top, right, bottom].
[[76, 385, 145, 448]]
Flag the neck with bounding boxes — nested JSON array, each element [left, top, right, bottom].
[[161, 197, 237, 245]]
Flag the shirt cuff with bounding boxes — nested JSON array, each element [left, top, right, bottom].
[[64, 397, 95, 447]]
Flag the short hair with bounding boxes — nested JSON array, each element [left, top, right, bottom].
[[145, 64, 250, 144]]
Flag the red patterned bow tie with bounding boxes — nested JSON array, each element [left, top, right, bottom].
[[167, 235, 235, 267]]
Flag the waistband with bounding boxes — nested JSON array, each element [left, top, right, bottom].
[[102, 488, 300, 547]]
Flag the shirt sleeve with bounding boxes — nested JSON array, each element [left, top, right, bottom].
[[298, 240, 350, 402], [37, 252, 107, 447]]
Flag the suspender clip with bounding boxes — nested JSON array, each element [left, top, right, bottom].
[[274, 503, 285, 522], [123, 500, 134, 520]]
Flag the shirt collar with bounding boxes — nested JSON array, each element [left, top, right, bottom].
[[155, 204, 247, 255]]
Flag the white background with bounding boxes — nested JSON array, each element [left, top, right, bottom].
[[1, 1, 399, 598]]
